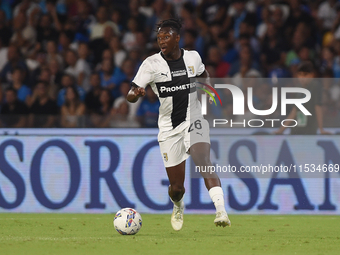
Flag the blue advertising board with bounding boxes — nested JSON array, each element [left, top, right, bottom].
[[0, 132, 339, 214]]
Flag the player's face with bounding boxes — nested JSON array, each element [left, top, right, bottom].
[[157, 27, 179, 56]]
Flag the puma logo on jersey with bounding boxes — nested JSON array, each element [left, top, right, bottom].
[[160, 72, 168, 77]]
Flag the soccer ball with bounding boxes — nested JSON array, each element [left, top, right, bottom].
[[113, 208, 142, 235]]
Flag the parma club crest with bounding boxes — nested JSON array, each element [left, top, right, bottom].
[[163, 153, 168, 162], [188, 66, 194, 75]]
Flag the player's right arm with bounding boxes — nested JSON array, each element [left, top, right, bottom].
[[127, 86, 146, 103], [126, 58, 154, 103]]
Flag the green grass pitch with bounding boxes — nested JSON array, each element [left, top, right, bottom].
[[0, 214, 339, 255]]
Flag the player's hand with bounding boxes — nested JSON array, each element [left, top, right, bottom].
[[205, 91, 214, 105], [208, 95, 213, 105], [135, 87, 145, 97]]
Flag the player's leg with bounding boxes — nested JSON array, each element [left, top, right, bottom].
[[159, 132, 188, 231], [166, 161, 186, 202], [166, 161, 186, 231], [190, 141, 231, 227], [190, 142, 220, 189]]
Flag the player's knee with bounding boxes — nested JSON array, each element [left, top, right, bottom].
[[170, 184, 185, 201], [171, 184, 185, 194]]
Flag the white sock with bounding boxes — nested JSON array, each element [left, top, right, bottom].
[[170, 195, 184, 208], [209, 186, 226, 213]]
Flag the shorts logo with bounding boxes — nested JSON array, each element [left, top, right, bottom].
[[163, 153, 168, 162], [188, 66, 194, 75]]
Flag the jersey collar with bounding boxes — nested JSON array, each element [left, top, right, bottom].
[[160, 48, 184, 62]]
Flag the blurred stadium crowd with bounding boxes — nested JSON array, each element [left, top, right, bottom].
[[1, 0, 340, 128]]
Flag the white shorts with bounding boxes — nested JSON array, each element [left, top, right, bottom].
[[159, 118, 210, 168]]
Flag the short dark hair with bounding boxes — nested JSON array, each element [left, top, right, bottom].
[[156, 18, 182, 34], [297, 61, 315, 73]]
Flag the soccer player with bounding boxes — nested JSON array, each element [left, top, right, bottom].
[[127, 19, 231, 231]]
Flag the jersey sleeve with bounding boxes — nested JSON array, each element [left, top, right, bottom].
[[195, 51, 205, 76], [132, 59, 154, 88]]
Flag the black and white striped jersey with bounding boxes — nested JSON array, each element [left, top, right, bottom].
[[132, 49, 205, 134]]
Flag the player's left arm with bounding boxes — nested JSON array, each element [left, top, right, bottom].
[[194, 51, 214, 103], [197, 69, 214, 104], [197, 69, 208, 78], [197, 69, 211, 87]]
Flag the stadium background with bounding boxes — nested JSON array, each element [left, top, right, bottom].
[[0, 0, 340, 215]]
